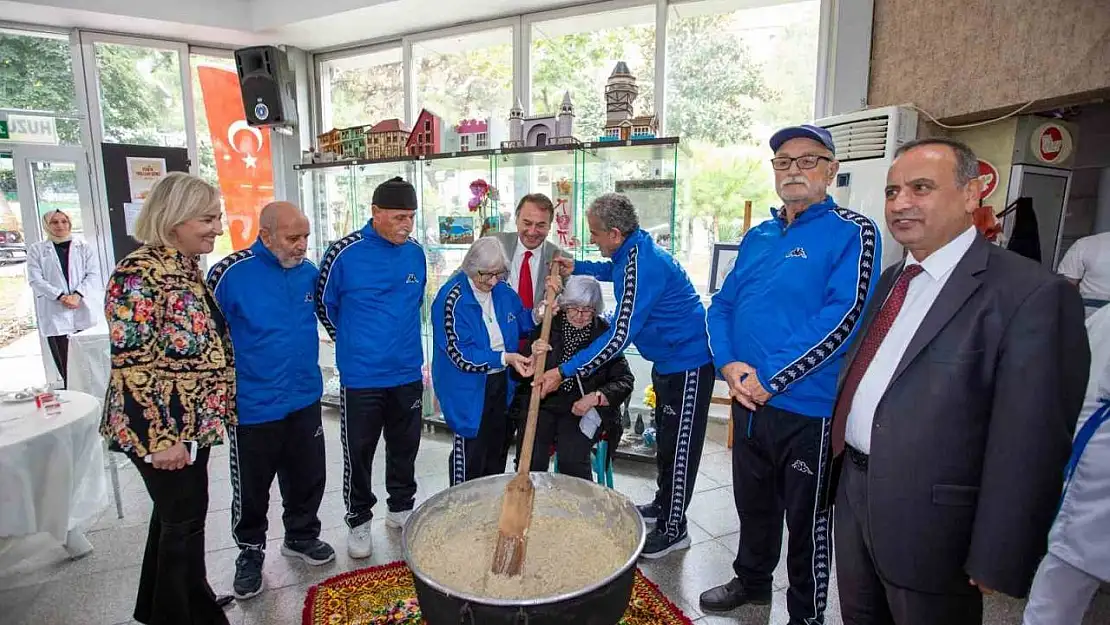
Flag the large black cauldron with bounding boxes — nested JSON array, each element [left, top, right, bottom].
[[402, 473, 646, 625]]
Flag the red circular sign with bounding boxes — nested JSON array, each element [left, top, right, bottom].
[[1038, 126, 1065, 162], [978, 160, 999, 200]]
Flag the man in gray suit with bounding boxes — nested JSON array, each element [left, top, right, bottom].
[[830, 137, 1089, 624], [495, 193, 565, 312], [495, 193, 565, 468]]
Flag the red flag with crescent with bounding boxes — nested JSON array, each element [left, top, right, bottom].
[[197, 66, 275, 251]]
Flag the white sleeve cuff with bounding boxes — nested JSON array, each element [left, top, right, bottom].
[[500, 352, 507, 367]]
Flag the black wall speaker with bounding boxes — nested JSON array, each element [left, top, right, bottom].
[[234, 45, 297, 128]]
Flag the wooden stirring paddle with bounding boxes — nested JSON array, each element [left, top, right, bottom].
[[491, 268, 560, 577]]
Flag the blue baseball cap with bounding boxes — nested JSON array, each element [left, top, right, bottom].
[[769, 124, 836, 153]]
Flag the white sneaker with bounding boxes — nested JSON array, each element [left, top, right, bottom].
[[347, 521, 372, 559], [385, 509, 411, 530]]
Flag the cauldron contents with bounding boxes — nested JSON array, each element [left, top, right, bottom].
[[410, 496, 628, 600]]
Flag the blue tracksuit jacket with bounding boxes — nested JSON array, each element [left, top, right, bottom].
[[562, 228, 711, 378], [207, 239, 322, 425], [707, 196, 881, 418], [431, 272, 534, 438], [315, 221, 427, 389]]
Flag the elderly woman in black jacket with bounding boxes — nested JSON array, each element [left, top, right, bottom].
[[513, 275, 634, 481]]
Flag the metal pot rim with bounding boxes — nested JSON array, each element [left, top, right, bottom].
[[402, 473, 647, 607]]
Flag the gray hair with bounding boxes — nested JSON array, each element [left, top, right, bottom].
[[588, 193, 639, 237], [558, 275, 603, 311], [460, 236, 510, 279], [894, 137, 979, 187]]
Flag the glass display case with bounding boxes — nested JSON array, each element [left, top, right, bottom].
[[295, 157, 417, 406], [296, 138, 680, 459]]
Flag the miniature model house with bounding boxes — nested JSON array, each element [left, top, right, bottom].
[[455, 119, 490, 152], [407, 109, 445, 156], [601, 62, 658, 142], [317, 128, 342, 158], [338, 125, 373, 158], [365, 119, 411, 159], [501, 91, 577, 149]]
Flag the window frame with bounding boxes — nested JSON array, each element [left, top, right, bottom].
[[311, 0, 842, 141]]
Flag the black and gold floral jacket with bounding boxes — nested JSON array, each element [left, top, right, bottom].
[[99, 245, 236, 456]]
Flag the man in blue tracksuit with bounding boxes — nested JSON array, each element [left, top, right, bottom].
[[315, 177, 426, 561], [700, 124, 881, 625], [207, 201, 332, 600], [540, 192, 713, 558]]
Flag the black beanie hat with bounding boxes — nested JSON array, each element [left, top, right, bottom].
[[372, 176, 418, 210]]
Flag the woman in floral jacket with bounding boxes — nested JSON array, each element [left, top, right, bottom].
[[100, 172, 235, 625]]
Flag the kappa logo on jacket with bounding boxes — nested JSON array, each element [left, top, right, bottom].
[[791, 459, 814, 475], [507, 312, 516, 323], [786, 247, 808, 259], [406, 273, 419, 284], [304, 292, 313, 303]]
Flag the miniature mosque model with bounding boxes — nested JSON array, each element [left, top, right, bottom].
[[501, 91, 577, 149]]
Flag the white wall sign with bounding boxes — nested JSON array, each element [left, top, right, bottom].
[[6, 114, 58, 145], [1031, 122, 1073, 165]]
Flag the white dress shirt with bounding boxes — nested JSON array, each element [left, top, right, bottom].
[[509, 239, 541, 296], [469, 278, 506, 372], [845, 226, 978, 453]]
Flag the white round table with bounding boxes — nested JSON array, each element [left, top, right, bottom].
[[0, 391, 107, 554]]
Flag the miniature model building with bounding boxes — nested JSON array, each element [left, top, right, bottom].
[[338, 125, 373, 159], [455, 119, 490, 152], [317, 129, 342, 158], [407, 109, 451, 157], [501, 91, 577, 149], [365, 118, 411, 159], [600, 62, 658, 142]]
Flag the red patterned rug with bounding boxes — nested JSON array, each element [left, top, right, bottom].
[[302, 560, 693, 625]]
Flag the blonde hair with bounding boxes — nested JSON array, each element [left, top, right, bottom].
[[134, 172, 221, 247]]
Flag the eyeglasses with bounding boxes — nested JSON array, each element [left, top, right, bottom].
[[566, 306, 595, 316], [476, 270, 507, 282], [770, 155, 832, 171]]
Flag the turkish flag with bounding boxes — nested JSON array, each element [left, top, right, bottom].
[[197, 66, 275, 251]]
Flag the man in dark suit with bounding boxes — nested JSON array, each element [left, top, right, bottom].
[[830, 137, 1089, 624]]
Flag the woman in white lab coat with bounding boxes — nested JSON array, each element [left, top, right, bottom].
[[1023, 304, 1110, 624], [26, 210, 100, 387]]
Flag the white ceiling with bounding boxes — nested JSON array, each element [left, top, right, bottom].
[[0, 0, 600, 50]]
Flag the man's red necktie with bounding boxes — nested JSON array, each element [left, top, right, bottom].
[[831, 263, 924, 455], [517, 250, 534, 352]]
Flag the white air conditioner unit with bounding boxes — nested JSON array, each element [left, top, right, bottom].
[[815, 105, 918, 269]]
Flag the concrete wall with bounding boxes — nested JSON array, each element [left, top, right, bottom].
[[868, 0, 1110, 121]]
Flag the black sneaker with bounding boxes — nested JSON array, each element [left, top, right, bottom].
[[636, 503, 662, 522], [640, 528, 691, 559], [699, 577, 772, 612], [233, 548, 264, 600], [280, 538, 336, 566]]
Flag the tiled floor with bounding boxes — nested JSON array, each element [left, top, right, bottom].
[[1, 412, 1107, 625]]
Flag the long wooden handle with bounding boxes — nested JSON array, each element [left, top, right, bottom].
[[515, 269, 559, 475]]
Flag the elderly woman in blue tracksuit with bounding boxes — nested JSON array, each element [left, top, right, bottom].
[[432, 236, 552, 485]]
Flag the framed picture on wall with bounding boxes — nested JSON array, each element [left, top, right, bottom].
[[709, 242, 741, 294]]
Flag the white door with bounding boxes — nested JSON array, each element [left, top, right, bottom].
[[10, 145, 103, 386]]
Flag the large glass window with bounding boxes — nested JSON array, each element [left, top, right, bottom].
[[319, 47, 404, 131], [414, 28, 513, 135], [666, 0, 821, 290], [0, 29, 82, 145], [93, 42, 187, 147], [530, 7, 656, 144]]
